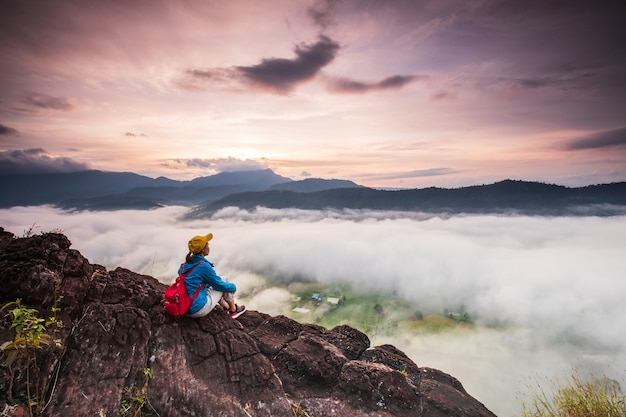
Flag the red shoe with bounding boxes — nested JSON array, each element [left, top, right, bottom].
[[229, 305, 246, 319]]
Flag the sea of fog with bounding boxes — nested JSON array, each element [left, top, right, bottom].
[[2, 205, 625, 416]]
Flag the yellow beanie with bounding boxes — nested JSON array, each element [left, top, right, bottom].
[[188, 233, 213, 254]]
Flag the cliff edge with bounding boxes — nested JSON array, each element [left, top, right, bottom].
[[0, 228, 496, 417]]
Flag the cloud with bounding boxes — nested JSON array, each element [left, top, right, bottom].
[[307, 0, 341, 30], [430, 91, 456, 101], [361, 168, 459, 182], [22, 93, 74, 112], [325, 74, 422, 94], [237, 35, 340, 94], [0, 123, 19, 136], [563, 127, 626, 151], [180, 68, 244, 92], [162, 157, 269, 173], [180, 20, 421, 97], [184, 36, 340, 94], [124, 132, 147, 137], [0, 148, 90, 175], [512, 77, 551, 89], [1, 206, 625, 417]]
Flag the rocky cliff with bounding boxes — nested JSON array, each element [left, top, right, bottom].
[[0, 228, 497, 417]]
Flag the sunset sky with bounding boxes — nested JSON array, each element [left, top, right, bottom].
[[1, 0, 625, 188]]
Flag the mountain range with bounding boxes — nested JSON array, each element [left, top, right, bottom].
[[1, 168, 625, 216]]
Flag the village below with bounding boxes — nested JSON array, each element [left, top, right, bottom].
[[267, 281, 475, 339]]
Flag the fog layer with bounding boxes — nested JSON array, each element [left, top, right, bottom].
[[2, 206, 625, 416]]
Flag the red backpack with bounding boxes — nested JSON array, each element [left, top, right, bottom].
[[163, 262, 205, 317]]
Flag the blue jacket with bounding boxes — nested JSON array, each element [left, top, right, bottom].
[[179, 254, 236, 314]]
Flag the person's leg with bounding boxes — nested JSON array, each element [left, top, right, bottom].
[[187, 288, 223, 318], [218, 298, 229, 310], [222, 292, 245, 318], [222, 292, 236, 312]]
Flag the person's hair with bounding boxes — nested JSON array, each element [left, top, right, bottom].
[[185, 252, 193, 263]]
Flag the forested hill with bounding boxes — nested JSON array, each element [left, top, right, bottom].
[[1, 168, 625, 216], [187, 180, 626, 217], [0, 169, 292, 208]]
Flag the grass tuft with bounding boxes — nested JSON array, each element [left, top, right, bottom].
[[521, 369, 626, 417]]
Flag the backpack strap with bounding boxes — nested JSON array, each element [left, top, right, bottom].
[[181, 261, 206, 302]]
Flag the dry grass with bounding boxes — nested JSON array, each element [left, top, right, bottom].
[[291, 402, 312, 417], [521, 370, 626, 417]]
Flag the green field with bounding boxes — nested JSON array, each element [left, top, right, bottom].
[[283, 281, 474, 338]]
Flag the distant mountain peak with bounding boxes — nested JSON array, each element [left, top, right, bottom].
[[269, 177, 361, 193], [188, 168, 292, 188]]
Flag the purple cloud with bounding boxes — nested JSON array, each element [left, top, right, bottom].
[[326, 74, 423, 94], [237, 35, 340, 93], [359, 168, 459, 182], [23, 93, 74, 111], [307, 0, 341, 30], [0, 123, 19, 136], [161, 157, 268, 173], [184, 33, 420, 96], [0, 148, 89, 175], [430, 91, 456, 101], [185, 36, 340, 94], [564, 127, 626, 150]]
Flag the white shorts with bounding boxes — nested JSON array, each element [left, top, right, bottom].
[[186, 287, 223, 318]]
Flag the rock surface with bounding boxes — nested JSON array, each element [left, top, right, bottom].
[[0, 228, 497, 417]]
